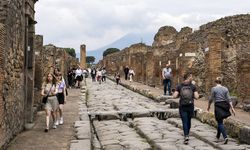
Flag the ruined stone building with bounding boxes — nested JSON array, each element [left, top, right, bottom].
[[33, 42, 78, 107], [100, 14, 250, 105], [0, 1, 79, 148], [0, 0, 37, 148]]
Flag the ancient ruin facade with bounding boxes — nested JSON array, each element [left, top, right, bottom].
[[0, 0, 37, 148], [33, 44, 78, 108], [100, 14, 250, 104]]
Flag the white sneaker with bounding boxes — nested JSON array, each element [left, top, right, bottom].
[[55, 120, 59, 126], [59, 117, 63, 125], [53, 124, 57, 129]]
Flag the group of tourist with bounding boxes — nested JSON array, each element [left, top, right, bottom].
[[90, 67, 107, 84], [41, 68, 67, 132], [67, 66, 89, 88], [40, 64, 236, 145], [163, 63, 236, 145]]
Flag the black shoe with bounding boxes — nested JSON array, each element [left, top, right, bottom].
[[224, 138, 228, 144], [216, 134, 220, 140], [44, 128, 48, 132]]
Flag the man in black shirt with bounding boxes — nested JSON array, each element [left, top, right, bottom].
[[173, 72, 199, 145]]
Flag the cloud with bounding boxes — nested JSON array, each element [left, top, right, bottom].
[[35, 0, 250, 52]]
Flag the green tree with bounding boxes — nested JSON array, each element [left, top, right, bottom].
[[65, 48, 76, 57], [103, 48, 120, 57], [86, 56, 95, 64]]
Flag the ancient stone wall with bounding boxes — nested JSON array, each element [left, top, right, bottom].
[[0, 0, 27, 148], [100, 14, 250, 103], [34, 35, 43, 106], [42, 44, 78, 82]]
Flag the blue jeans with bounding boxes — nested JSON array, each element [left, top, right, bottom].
[[163, 79, 171, 95], [179, 107, 193, 137], [217, 119, 227, 139]]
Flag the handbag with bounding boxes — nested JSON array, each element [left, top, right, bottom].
[[42, 96, 48, 104], [42, 85, 53, 104]]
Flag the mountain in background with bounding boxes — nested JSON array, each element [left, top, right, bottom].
[[76, 32, 155, 62]]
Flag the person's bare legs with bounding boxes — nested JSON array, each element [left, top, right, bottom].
[[59, 104, 64, 124], [45, 109, 51, 132]]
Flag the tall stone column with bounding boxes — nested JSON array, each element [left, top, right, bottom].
[[80, 44, 86, 68]]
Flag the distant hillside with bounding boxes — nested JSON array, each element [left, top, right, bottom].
[[84, 32, 154, 62]]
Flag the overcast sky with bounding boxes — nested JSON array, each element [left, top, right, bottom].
[[35, 0, 249, 53]]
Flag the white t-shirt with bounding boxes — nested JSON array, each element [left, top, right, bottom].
[[75, 69, 82, 77], [163, 67, 172, 79]]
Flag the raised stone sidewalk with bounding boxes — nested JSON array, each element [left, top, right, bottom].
[[7, 88, 81, 150]]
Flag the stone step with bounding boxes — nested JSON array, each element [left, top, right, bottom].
[[87, 109, 179, 121], [166, 118, 250, 150]]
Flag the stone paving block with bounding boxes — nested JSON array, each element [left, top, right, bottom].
[[157, 95, 173, 102], [74, 121, 90, 128], [93, 120, 151, 149], [103, 144, 124, 150], [79, 112, 89, 121], [239, 126, 250, 144], [70, 140, 91, 150], [133, 117, 218, 150], [76, 126, 91, 140], [167, 118, 250, 150]]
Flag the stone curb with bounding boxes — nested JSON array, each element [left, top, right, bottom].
[[108, 77, 250, 144], [70, 85, 92, 150]]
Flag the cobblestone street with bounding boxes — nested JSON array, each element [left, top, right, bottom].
[[7, 78, 250, 150], [86, 79, 250, 150]]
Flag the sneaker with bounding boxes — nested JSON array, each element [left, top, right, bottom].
[[55, 120, 59, 126], [224, 138, 228, 144], [53, 124, 57, 129], [59, 117, 63, 125], [184, 136, 189, 145]]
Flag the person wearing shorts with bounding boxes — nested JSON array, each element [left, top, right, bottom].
[[41, 73, 59, 132], [56, 73, 66, 125]]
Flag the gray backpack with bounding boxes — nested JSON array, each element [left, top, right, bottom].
[[180, 85, 194, 105]]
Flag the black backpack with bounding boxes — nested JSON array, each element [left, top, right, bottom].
[[180, 85, 194, 106]]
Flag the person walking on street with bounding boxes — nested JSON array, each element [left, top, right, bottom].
[[96, 69, 102, 84], [67, 68, 74, 88], [129, 68, 135, 82], [173, 72, 199, 144], [41, 73, 59, 132], [207, 77, 236, 144], [101, 67, 107, 82], [124, 66, 129, 80], [91, 67, 97, 82], [162, 64, 172, 95], [114, 72, 121, 85], [75, 66, 83, 88], [55, 73, 67, 125]]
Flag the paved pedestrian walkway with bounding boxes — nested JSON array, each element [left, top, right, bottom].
[[7, 88, 80, 150]]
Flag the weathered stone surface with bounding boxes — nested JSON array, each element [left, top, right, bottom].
[[239, 126, 250, 144], [0, 0, 37, 149], [70, 140, 91, 150], [99, 14, 250, 105]]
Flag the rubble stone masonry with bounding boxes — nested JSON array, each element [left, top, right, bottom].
[[100, 14, 250, 104], [0, 0, 40, 149]]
